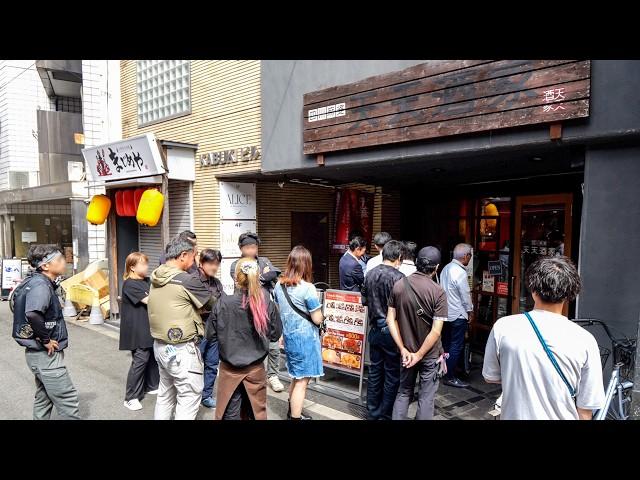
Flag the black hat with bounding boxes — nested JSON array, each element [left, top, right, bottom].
[[417, 246, 441, 266], [238, 232, 260, 248]]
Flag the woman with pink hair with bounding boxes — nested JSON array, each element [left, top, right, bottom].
[[206, 257, 282, 420]]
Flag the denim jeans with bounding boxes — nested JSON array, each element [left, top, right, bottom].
[[442, 317, 467, 379], [199, 338, 219, 400], [366, 327, 401, 420]]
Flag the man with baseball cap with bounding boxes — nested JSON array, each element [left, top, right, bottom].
[[386, 246, 448, 420], [12, 244, 81, 419]]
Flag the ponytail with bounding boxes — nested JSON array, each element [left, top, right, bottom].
[[235, 258, 268, 337]]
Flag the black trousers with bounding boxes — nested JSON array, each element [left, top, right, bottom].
[[222, 383, 255, 420], [125, 347, 160, 401]]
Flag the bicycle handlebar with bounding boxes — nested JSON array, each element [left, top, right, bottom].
[[572, 318, 633, 345]]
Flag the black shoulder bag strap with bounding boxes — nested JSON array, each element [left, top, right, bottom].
[[279, 283, 315, 325], [402, 277, 432, 327]]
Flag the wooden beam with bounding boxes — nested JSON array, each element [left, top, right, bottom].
[[159, 146, 170, 249], [316, 154, 325, 166], [550, 123, 563, 140], [106, 189, 119, 318]]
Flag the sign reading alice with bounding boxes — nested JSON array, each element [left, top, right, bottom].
[[82, 133, 166, 182], [322, 290, 368, 374]]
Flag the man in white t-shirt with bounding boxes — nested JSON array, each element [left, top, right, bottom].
[[482, 256, 605, 420], [364, 232, 392, 277]]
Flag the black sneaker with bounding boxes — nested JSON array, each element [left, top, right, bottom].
[[442, 377, 469, 388], [287, 403, 312, 420]]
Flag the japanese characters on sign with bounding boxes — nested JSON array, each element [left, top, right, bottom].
[[82, 133, 165, 182], [542, 87, 566, 112], [322, 290, 368, 374]]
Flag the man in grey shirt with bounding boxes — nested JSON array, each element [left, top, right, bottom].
[[482, 256, 605, 420]]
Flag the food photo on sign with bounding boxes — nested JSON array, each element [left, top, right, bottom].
[[320, 290, 367, 373]]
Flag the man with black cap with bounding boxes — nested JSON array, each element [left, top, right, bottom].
[[386, 246, 448, 420], [229, 232, 285, 392], [12, 245, 81, 419]]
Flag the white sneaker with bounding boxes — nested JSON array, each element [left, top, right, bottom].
[[268, 375, 285, 392], [123, 399, 142, 411], [147, 389, 159, 395]]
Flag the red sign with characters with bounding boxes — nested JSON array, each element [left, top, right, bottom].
[[496, 281, 509, 296]]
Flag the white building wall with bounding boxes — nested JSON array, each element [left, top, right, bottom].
[[81, 60, 122, 263], [0, 60, 53, 190]]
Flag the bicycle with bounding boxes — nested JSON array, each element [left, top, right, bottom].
[[572, 319, 636, 420]]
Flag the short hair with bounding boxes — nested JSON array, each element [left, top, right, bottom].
[[166, 235, 196, 260], [178, 230, 197, 245], [27, 244, 63, 269], [416, 257, 438, 275], [525, 256, 581, 304], [164, 243, 171, 253], [349, 236, 367, 251], [382, 240, 403, 262], [453, 243, 473, 260], [238, 232, 261, 247], [402, 241, 417, 262], [199, 248, 222, 265], [373, 232, 392, 247]]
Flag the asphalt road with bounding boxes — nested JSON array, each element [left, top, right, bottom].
[[0, 300, 291, 420]]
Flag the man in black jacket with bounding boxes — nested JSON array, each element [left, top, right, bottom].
[[12, 245, 81, 419], [229, 232, 284, 392], [339, 236, 368, 292]]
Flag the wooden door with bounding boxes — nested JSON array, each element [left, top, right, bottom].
[[513, 194, 573, 315], [291, 212, 329, 284]]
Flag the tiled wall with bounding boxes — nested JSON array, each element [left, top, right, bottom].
[[82, 60, 122, 263]]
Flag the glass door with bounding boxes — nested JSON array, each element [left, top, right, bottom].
[[513, 194, 573, 315]]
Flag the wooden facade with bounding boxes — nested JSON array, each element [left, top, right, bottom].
[[303, 60, 591, 154]]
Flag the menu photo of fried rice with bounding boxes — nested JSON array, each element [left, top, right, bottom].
[[340, 353, 361, 369]]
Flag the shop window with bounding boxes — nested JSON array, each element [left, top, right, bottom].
[[137, 60, 191, 126]]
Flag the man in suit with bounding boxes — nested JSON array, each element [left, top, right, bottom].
[[339, 236, 368, 292]]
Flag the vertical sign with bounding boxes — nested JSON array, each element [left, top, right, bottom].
[[219, 182, 257, 294]]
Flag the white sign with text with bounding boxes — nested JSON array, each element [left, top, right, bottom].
[[220, 220, 257, 258], [219, 182, 256, 220], [82, 133, 165, 182]]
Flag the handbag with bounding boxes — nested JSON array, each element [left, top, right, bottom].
[[524, 311, 576, 398], [279, 283, 326, 336]]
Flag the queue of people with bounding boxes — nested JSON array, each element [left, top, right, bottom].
[[11, 226, 605, 421]]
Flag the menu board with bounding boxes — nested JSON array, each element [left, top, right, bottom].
[[321, 290, 368, 374]]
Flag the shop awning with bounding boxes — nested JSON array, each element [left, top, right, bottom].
[[0, 180, 89, 205]]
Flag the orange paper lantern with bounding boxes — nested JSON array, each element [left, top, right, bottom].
[[86, 195, 111, 225], [136, 189, 164, 227]]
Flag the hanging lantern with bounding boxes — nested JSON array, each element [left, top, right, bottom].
[[133, 188, 146, 212], [123, 189, 137, 216], [136, 189, 164, 227], [115, 190, 126, 216], [86, 195, 111, 225]]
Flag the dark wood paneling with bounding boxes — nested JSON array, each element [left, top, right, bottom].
[[302, 60, 591, 155]]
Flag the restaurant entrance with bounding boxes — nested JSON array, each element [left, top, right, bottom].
[[402, 175, 580, 353]]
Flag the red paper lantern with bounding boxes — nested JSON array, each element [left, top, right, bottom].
[[115, 190, 126, 216], [134, 188, 146, 211], [123, 189, 136, 216]]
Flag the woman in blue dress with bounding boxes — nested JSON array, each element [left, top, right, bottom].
[[274, 245, 324, 420]]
